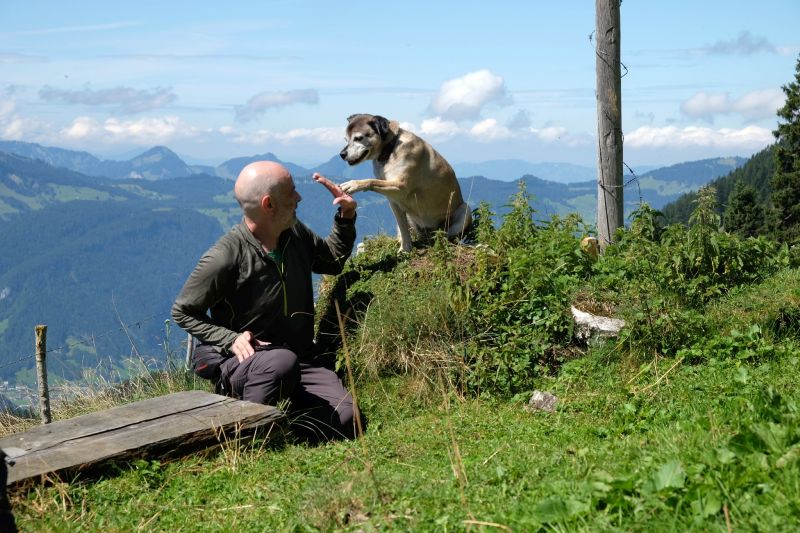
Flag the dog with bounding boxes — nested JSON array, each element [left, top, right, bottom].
[[339, 114, 472, 252]]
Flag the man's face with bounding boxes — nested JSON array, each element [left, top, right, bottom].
[[271, 177, 302, 230]]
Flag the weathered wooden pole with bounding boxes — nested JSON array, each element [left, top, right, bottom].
[[34, 325, 51, 424], [595, 0, 624, 249]]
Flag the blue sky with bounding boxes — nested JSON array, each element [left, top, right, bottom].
[[1, 1, 798, 169]]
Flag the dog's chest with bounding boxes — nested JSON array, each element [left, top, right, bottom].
[[372, 158, 411, 184]]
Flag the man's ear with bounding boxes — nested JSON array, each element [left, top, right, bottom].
[[261, 194, 272, 211]]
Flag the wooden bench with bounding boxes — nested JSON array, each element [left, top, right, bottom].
[[0, 390, 284, 486]]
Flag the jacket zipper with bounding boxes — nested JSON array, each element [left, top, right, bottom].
[[278, 239, 290, 316]]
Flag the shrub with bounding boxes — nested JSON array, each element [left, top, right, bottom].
[[459, 184, 593, 396]]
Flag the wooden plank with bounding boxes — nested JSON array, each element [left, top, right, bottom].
[[0, 391, 283, 485], [1, 390, 225, 453]]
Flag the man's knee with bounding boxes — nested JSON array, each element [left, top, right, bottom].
[[262, 347, 299, 380], [254, 347, 300, 397], [232, 347, 300, 404]]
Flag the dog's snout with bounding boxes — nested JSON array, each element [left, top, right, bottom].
[[339, 147, 348, 160]]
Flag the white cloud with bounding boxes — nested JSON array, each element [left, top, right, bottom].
[[625, 125, 774, 150], [235, 89, 319, 122], [419, 117, 462, 139], [0, 53, 47, 64], [60, 115, 201, 143], [680, 92, 731, 119], [62, 117, 97, 139], [277, 126, 340, 145], [39, 85, 177, 114], [226, 126, 341, 146], [0, 100, 16, 119], [0, 100, 47, 140], [1, 117, 31, 139], [531, 126, 568, 142], [12, 21, 140, 36], [469, 118, 513, 141], [732, 89, 785, 120], [396, 114, 581, 148], [680, 89, 784, 121], [430, 69, 511, 121]]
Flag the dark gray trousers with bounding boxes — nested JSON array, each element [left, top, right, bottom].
[[216, 346, 360, 441]]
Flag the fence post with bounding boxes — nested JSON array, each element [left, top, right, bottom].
[[34, 325, 51, 424]]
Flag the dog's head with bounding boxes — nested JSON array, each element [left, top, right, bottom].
[[339, 114, 392, 165]]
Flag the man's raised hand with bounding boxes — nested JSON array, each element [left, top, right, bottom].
[[313, 173, 356, 218]]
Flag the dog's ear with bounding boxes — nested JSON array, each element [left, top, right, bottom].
[[371, 115, 390, 139], [346, 114, 360, 123]]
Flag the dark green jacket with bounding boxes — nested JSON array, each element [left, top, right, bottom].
[[171, 214, 355, 358]]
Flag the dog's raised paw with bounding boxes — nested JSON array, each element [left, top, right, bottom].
[[340, 180, 359, 194]]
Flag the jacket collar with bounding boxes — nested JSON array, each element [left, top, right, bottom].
[[236, 220, 295, 254]]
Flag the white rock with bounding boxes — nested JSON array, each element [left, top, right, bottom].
[[525, 390, 558, 413], [571, 305, 625, 342]]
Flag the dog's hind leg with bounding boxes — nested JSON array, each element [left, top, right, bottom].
[[445, 201, 473, 242], [389, 201, 413, 252]]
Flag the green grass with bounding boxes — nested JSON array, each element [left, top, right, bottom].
[[0, 182, 43, 210], [9, 345, 800, 531], [114, 183, 173, 200], [47, 184, 115, 202], [197, 207, 240, 232], [637, 176, 694, 196], [0, 197, 20, 217], [7, 202, 800, 530], [705, 267, 800, 337]]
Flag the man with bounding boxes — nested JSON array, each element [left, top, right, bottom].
[[172, 161, 361, 441]]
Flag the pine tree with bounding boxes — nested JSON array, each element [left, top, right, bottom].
[[724, 180, 765, 237], [771, 54, 800, 243]]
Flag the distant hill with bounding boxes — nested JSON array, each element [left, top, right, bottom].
[[0, 141, 196, 180], [456, 156, 747, 224], [662, 147, 775, 225], [97, 145, 196, 180], [215, 153, 309, 180], [631, 156, 747, 190], [0, 140, 104, 176], [454, 160, 595, 183]]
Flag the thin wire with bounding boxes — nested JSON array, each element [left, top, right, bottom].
[[0, 313, 163, 371]]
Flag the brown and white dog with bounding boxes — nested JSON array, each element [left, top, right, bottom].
[[339, 113, 472, 252]]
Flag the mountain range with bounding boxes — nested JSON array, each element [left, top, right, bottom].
[[0, 140, 747, 389], [0, 140, 677, 185]]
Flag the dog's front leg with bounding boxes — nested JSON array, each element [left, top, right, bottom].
[[340, 179, 405, 195], [339, 179, 371, 195], [389, 201, 413, 253]]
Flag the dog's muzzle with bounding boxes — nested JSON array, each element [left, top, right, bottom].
[[340, 143, 368, 165]]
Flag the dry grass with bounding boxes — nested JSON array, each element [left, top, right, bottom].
[[0, 359, 210, 437]]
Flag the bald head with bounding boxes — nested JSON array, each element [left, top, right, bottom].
[[234, 161, 292, 217]]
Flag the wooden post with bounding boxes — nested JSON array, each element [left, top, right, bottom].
[[34, 325, 51, 424], [595, 0, 624, 249]]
